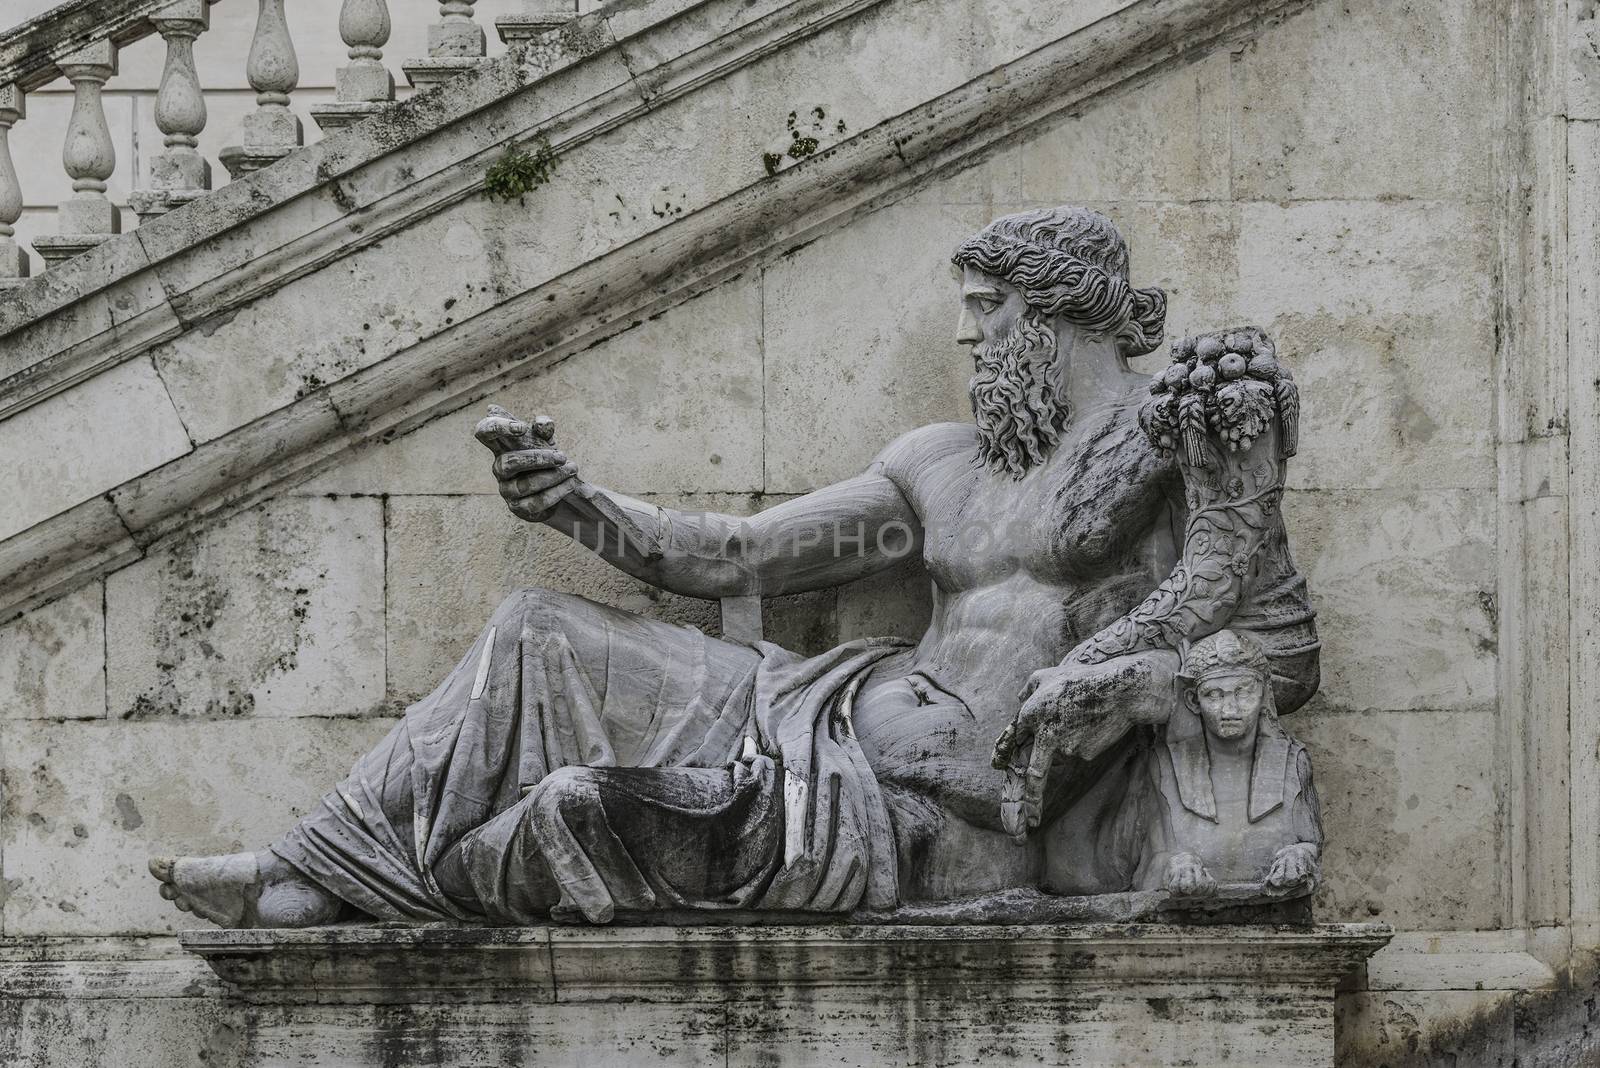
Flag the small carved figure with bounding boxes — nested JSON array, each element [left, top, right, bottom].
[[1132, 629, 1323, 899]]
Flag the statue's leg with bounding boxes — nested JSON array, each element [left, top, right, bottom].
[[854, 655, 1179, 900], [852, 673, 1048, 899], [149, 852, 344, 928], [432, 757, 785, 924], [854, 673, 1012, 830], [151, 588, 765, 927]]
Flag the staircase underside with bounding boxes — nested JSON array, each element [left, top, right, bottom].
[[0, 0, 1309, 621]]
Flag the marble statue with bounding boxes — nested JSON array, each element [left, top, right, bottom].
[[149, 205, 1323, 928]]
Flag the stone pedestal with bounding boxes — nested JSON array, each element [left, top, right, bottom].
[[496, 0, 579, 46], [0, 238, 28, 287], [180, 922, 1390, 1066], [312, 62, 394, 130], [220, 108, 303, 179], [401, 56, 484, 90], [32, 196, 120, 265], [128, 152, 211, 218], [308, 100, 391, 132]]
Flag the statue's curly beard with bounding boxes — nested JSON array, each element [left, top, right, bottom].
[[969, 311, 1068, 478]]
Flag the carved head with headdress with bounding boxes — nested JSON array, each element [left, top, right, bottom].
[[951, 207, 1167, 478], [1178, 628, 1276, 742]]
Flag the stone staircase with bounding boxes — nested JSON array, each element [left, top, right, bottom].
[[0, 0, 583, 270], [0, 0, 1305, 626]]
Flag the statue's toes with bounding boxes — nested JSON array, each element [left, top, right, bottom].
[[148, 856, 175, 882], [158, 882, 180, 901]]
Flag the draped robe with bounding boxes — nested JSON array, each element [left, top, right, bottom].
[[274, 589, 909, 924]]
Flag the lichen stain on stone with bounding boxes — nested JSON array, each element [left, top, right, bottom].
[[328, 179, 357, 215], [114, 792, 144, 831], [1395, 394, 1439, 446], [196, 306, 242, 338], [19, 757, 67, 838], [0, 876, 21, 913], [123, 533, 231, 718], [2, 608, 71, 713], [1313, 714, 1408, 921], [762, 105, 846, 177], [122, 507, 318, 718], [196, 1018, 246, 1065], [291, 318, 381, 401]]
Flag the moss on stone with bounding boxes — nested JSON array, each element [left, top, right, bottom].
[[485, 138, 559, 203]]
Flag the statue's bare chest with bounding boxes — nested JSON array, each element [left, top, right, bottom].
[[913, 417, 1169, 590]]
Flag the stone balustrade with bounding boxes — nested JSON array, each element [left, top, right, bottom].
[[128, 1, 212, 218], [0, 0, 583, 287], [0, 83, 25, 286]]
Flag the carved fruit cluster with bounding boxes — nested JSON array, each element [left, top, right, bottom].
[[1139, 327, 1300, 467]]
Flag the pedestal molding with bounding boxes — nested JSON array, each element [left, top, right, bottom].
[[180, 921, 1392, 1005]]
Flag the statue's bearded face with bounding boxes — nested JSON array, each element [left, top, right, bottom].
[[957, 268, 1067, 478]]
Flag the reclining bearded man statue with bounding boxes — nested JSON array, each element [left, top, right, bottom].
[[149, 205, 1320, 928]]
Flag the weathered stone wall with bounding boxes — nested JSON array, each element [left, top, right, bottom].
[[0, 0, 1570, 1061]]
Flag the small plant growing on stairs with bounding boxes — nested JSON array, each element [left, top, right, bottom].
[[485, 137, 559, 203]]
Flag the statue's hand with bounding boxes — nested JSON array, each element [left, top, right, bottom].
[[991, 665, 1089, 840], [474, 405, 579, 523], [991, 653, 1176, 840], [1265, 842, 1319, 890], [1164, 852, 1217, 897]]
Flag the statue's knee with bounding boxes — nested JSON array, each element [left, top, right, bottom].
[[494, 587, 576, 634], [527, 765, 603, 822]]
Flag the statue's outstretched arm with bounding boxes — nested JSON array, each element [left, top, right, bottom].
[[475, 406, 923, 600], [548, 472, 922, 599]]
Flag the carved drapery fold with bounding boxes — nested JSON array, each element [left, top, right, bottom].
[[130, 0, 211, 219], [0, 83, 26, 284], [220, 0, 302, 178]]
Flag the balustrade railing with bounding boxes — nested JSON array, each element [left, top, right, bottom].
[[310, 0, 397, 131], [0, 0, 583, 289], [129, 1, 212, 218]]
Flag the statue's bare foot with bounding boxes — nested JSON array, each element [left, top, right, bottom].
[[149, 851, 342, 928]]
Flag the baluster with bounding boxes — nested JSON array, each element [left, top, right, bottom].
[[220, 0, 302, 178], [403, 0, 487, 90], [0, 84, 27, 288], [496, 0, 579, 77], [130, 0, 211, 220], [311, 0, 395, 131], [33, 41, 119, 268]]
